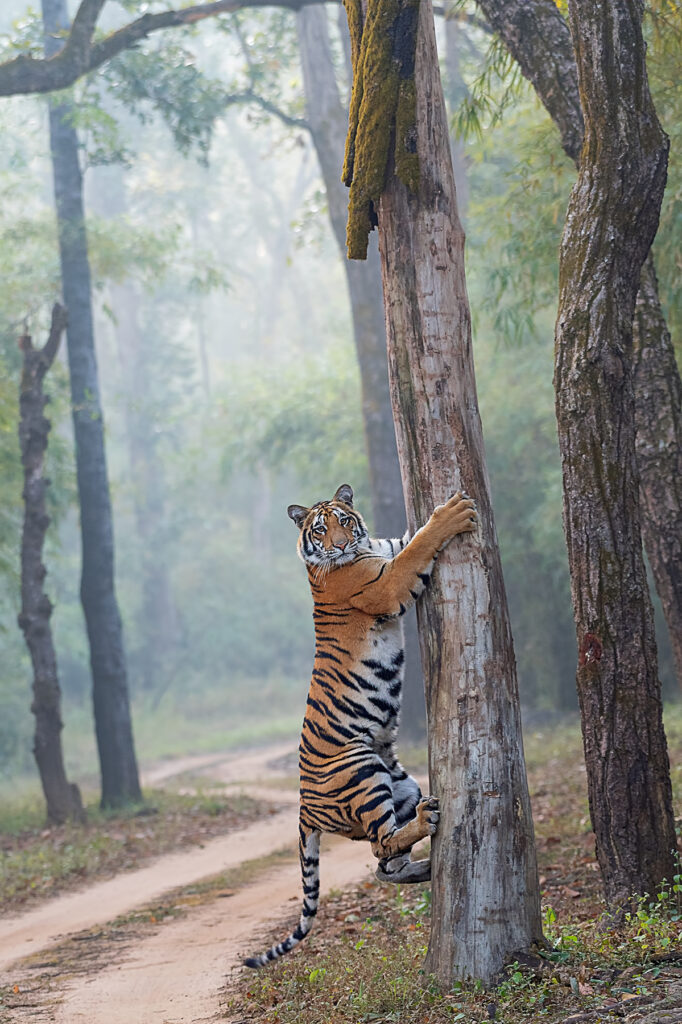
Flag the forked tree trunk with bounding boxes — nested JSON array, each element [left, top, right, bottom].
[[474, 0, 682, 692], [18, 306, 85, 826], [43, 0, 141, 808], [347, 0, 542, 984], [296, 5, 425, 738], [554, 0, 676, 908]]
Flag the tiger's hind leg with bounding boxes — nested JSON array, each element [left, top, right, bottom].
[[354, 769, 439, 865]]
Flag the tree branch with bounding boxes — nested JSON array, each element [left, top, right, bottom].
[[0, 0, 327, 97], [41, 303, 68, 373], [0, 0, 476, 99], [226, 89, 309, 129], [472, 0, 583, 161]]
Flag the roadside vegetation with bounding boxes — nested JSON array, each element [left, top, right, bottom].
[[0, 787, 264, 915]]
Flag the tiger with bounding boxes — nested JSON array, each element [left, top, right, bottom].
[[244, 483, 477, 969]]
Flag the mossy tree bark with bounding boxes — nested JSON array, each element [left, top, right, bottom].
[[43, 0, 141, 808], [18, 307, 85, 826], [553, 0, 676, 908], [474, 0, 682, 693], [296, 5, 425, 738], [347, 0, 542, 985]]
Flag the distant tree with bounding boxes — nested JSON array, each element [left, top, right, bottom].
[[42, 0, 141, 808], [99, 167, 182, 698], [472, 0, 682, 694], [343, 0, 541, 985], [17, 304, 85, 825], [552, 0, 676, 908]]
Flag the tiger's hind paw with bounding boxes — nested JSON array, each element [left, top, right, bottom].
[[376, 858, 431, 884], [416, 796, 439, 836]]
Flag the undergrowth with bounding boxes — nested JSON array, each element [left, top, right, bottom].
[[230, 878, 682, 1023], [0, 788, 261, 912]]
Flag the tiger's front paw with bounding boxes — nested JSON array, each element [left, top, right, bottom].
[[432, 492, 477, 547], [416, 796, 440, 837]]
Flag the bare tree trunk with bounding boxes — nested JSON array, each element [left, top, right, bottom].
[[345, 0, 541, 984], [296, 5, 424, 738], [18, 306, 85, 825], [473, 0, 682, 692], [42, 0, 141, 808], [554, 0, 676, 909]]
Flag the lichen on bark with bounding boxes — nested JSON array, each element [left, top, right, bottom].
[[342, 0, 420, 260]]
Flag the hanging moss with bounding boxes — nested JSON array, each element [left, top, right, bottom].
[[342, 0, 363, 188], [395, 75, 419, 193], [342, 0, 420, 261]]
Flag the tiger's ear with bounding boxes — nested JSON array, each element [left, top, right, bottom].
[[333, 484, 353, 508], [287, 504, 309, 528]]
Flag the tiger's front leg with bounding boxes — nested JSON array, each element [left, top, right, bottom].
[[349, 492, 477, 618]]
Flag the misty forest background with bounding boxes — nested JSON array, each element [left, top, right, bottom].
[[0, 0, 680, 796]]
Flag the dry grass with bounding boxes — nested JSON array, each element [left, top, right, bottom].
[[0, 788, 267, 914]]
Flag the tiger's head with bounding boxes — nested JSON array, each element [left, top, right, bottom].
[[287, 484, 369, 569]]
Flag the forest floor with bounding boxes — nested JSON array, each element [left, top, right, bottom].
[[1, 718, 682, 1023]]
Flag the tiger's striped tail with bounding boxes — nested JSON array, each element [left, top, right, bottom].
[[243, 823, 320, 969]]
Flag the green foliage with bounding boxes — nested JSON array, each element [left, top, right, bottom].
[[216, 349, 369, 509], [101, 44, 228, 162], [453, 30, 524, 142]]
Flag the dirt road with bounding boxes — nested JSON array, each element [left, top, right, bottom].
[[0, 744, 378, 1023], [52, 835, 373, 1024]]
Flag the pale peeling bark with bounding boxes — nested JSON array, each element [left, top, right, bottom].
[[18, 307, 85, 826], [554, 0, 676, 908], [475, 0, 682, 692], [373, 0, 541, 984]]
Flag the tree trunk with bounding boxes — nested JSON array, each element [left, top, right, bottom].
[[553, 0, 676, 909], [633, 255, 682, 689], [296, 5, 424, 738], [42, 0, 141, 808], [18, 306, 85, 826], [443, 14, 469, 217], [345, 0, 542, 984], [474, 0, 682, 692]]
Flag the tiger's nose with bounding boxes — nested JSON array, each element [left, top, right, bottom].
[[335, 541, 347, 551]]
